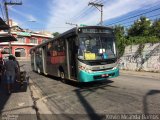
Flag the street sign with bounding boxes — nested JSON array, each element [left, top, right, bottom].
[[80, 24, 87, 27], [17, 32, 31, 36]]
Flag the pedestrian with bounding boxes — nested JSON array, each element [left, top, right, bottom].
[[12, 56, 20, 82], [4, 55, 18, 94]]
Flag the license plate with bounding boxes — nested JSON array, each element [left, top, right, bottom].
[[101, 74, 108, 77]]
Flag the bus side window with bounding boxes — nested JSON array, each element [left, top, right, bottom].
[[47, 51, 51, 56], [47, 42, 52, 56], [57, 39, 65, 53]]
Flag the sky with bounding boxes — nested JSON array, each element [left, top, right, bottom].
[[0, 0, 160, 33]]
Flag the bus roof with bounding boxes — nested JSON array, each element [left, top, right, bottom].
[[30, 26, 113, 52]]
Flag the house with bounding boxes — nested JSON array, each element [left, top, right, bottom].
[[0, 21, 53, 60]]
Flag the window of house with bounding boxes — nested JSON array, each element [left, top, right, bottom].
[[30, 38, 38, 44], [16, 37, 26, 43], [0, 46, 3, 50], [3, 48, 9, 54], [42, 39, 48, 43], [15, 48, 26, 57]]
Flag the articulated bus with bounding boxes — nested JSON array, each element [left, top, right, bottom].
[[30, 26, 119, 82]]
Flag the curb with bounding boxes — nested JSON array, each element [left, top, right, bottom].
[[28, 79, 40, 120], [120, 70, 160, 80], [29, 79, 53, 120]]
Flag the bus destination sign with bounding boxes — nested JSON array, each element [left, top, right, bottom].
[[78, 28, 112, 34]]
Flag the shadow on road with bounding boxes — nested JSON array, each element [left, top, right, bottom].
[[65, 79, 118, 92], [12, 81, 28, 93], [72, 80, 117, 120], [41, 74, 117, 120], [74, 89, 105, 120], [0, 79, 28, 114], [43, 73, 117, 89], [143, 89, 160, 114], [0, 89, 10, 114], [0, 79, 10, 114]]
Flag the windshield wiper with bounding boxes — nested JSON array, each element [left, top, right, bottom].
[[87, 35, 93, 39]]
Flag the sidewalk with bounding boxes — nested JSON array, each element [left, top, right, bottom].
[[120, 70, 160, 80], [0, 79, 37, 120]]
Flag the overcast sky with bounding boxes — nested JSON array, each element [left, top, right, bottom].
[[0, 0, 160, 33]]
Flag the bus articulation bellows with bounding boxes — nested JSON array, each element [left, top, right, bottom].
[[30, 26, 119, 82]]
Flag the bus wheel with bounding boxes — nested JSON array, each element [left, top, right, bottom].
[[44, 72, 48, 76], [37, 68, 41, 74], [60, 71, 65, 83]]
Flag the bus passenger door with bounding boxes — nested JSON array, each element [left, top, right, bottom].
[[33, 52, 37, 71], [30, 52, 34, 71], [42, 46, 47, 75], [67, 37, 77, 79]]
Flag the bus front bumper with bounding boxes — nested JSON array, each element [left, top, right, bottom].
[[78, 68, 119, 82]]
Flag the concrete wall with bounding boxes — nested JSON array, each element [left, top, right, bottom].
[[119, 42, 160, 72]]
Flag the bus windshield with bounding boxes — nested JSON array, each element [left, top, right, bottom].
[[78, 35, 116, 60]]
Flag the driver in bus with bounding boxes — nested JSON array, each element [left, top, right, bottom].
[[79, 41, 86, 56], [105, 44, 115, 58]]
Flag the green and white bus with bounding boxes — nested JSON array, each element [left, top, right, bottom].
[[30, 26, 119, 82]]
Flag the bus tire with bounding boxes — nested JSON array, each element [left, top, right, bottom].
[[44, 72, 48, 76], [60, 71, 65, 83], [37, 67, 41, 74], [58, 70, 60, 78]]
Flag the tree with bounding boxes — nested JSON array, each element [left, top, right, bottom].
[[128, 16, 151, 36], [114, 25, 125, 38], [150, 19, 160, 38], [114, 25, 126, 57], [52, 32, 60, 37], [112, 16, 159, 58]]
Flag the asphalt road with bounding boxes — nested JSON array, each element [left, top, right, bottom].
[[20, 61, 160, 119]]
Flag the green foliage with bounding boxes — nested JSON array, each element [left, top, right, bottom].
[[128, 16, 151, 36], [126, 36, 160, 45], [137, 43, 145, 55], [114, 25, 125, 38], [113, 16, 160, 57], [150, 19, 160, 38], [114, 25, 126, 57], [52, 32, 60, 37]]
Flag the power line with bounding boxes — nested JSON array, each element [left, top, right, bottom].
[[66, 22, 78, 27], [121, 15, 160, 27], [107, 14, 160, 28], [96, 0, 104, 4], [101, 0, 108, 4], [24, 27, 72, 29], [0, 4, 5, 19], [25, 14, 160, 30], [69, 0, 96, 21], [69, 6, 93, 22], [110, 13, 160, 26], [91, 0, 101, 3], [118, 14, 160, 28], [69, 0, 103, 22], [107, 7, 160, 26]]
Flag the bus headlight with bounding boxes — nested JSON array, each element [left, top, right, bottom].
[[113, 64, 119, 70], [79, 66, 85, 70], [85, 69, 92, 73], [112, 67, 117, 70]]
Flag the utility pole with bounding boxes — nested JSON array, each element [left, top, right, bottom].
[[66, 22, 78, 27], [88, 2, 103, 25], [4, 0, 22, 54]]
